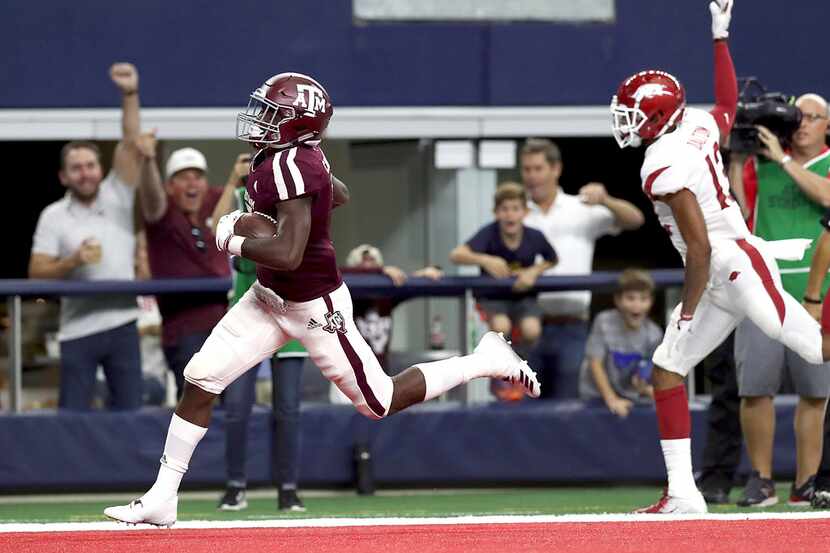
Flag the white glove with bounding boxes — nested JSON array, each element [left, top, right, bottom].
[[671, 314, 695, 358], [215, 210, 243, 252], [710, 0, 733, 40]]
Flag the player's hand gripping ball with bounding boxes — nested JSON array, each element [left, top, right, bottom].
[[216, 210, 279, 254], [234, 212, 279, 239]]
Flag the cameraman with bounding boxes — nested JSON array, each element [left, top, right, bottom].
[[729, 93, 830, 507]]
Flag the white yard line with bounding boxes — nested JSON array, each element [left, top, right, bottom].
[[3, 512, 830, 533]]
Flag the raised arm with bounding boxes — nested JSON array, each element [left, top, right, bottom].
[[708, 1, 737, 141], [134, 131, 168, 224], [662, 189, 712, 318], [211, 153, 252, 234], [219, 196, 312, 271], [109, 63, 143, 186]]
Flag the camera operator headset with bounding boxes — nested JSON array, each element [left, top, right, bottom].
[[727, 89, 830, 507]]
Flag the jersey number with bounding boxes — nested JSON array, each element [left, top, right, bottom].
[[706, 142, 729, 209]]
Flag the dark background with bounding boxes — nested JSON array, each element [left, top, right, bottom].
[[3, 136, 681, 280]]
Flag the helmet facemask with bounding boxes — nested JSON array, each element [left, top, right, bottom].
[[611, 95, 646, 149], [236, 91, 297, 147]]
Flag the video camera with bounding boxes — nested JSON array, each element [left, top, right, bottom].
[[729, 78, 802, 154]]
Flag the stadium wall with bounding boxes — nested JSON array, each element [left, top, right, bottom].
[[1, 1, 826, 109]]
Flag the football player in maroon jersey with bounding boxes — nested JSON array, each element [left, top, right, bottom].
[[105, 72, 540, 526]]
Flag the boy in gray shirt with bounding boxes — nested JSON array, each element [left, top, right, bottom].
[[579, 269, 662, 417]]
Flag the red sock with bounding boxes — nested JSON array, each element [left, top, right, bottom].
[[822, 295, 830, 334], [654, 384, 690, 440]]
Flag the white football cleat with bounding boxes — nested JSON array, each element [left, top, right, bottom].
[[635, 489, 708, 514], [104, 495, 178, 528], [473, 331, 541, 398]]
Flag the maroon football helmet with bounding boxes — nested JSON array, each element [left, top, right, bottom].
[[611, 70, 686, 148], [237, 72, 333, 149]]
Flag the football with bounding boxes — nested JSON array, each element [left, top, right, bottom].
[[234, 212, 278, 239]]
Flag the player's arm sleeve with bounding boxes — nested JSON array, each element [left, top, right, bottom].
[[646, 161, 698, 199], [270, 148, 326, 203], [709, 40, 738, 140]]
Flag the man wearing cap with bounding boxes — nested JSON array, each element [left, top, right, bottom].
[[137, 141, 234, 397], [29, 63, 144, 411]]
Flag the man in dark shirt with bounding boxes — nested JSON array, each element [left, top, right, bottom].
[[135, 141, 233, 397], [106, 72, 539, 527], [450, 182, 557, 369]]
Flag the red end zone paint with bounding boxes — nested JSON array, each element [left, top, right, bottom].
[[4, 520, 830, 553]]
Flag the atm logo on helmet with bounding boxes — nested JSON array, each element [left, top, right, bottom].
[[293, 84, 327, 115], [632, 84, 673, 102]]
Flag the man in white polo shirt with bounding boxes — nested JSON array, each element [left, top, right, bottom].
[[521, 138, 645, 398], [29, 63, 145, 410]]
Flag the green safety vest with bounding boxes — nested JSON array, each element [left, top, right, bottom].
[[752, 149, 830, 299]]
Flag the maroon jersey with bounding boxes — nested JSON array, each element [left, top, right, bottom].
[[246, 144, 342, 301]]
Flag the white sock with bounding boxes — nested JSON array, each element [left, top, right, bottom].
[[145, 414, 208, 500], [661, 438, 698, 498], [416, 354, 485, 401]]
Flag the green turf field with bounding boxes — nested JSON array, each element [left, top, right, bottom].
[[0, 485, 820, 524]]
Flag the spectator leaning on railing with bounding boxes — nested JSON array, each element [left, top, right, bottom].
[[520, 138, 645, 399], [728, 93, 830, 508], [136, 137, 231, 398], [28, 63, 144, 411], [578, 269, 660, 418], [450, 182, 556, 376]]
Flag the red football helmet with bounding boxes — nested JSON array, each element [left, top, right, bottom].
[[611, 70, 686, 148], [237, 72, 333, 149]]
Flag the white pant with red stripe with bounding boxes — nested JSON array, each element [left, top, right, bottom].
[[654, 235, 823, 377], [183, 282, 393, 419]]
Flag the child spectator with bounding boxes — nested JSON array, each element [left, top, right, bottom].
[[579, 269, 662, 417], [450, 182, 557, 363]]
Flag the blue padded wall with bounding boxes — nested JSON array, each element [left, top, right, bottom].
[[1, 1, 827, 108]]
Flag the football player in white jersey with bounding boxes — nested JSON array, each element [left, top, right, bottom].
[[612, 0, 830, 513]]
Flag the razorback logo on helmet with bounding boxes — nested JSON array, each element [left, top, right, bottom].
[[632, 83, 674, 102], [293, 84, 328, 115], [610, 69, 686, 148]]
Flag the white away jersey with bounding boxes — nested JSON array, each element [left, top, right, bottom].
[[640, 107, 750, 260]]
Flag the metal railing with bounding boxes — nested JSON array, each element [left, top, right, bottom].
[[1, 270, 684, 413]]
